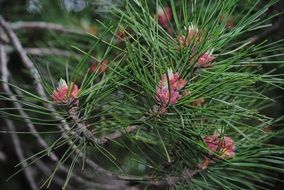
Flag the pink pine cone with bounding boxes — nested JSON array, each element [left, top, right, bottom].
[[156, 69, 187, 109], [177, 24, 201, 48], [157, 5, 172, 27], [204, 134, 236, 159], [156, 88, 181, 105], [198, 53, 215, 67], [51, 79, 80, 103]]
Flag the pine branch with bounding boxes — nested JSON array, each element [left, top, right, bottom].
[[0, 29, 8, 44], [4, 46, 73, 57], [148, 168, 200, 187], [134, 158, 212, 187], [10, 21, 84, 35], [24, 48, 72, 57], [95, 125, 140, 144], [66, 97, 143, 146]]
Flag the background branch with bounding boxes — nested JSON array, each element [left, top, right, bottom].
[[1, 44, 38, 190], [10, 21, 84, 35]]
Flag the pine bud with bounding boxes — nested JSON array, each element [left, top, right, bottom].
[[51, 79, 80, 104], [90, 60, 109, 73], [177, 24, 201, 48], [156, 68, 187, 110], [197, 52, 215, 67], [157, 5, 172, 28], [204, 134, 235, 159]]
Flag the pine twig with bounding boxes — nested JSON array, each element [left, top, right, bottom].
[[67, 100, 141, 145], [147, 168, 201, 187], [135, 158, 210, 187], [4, 46, 73, 57], [95, 125, 140, 144], [24, 48, 72, 57], [0, 28, 9, 44], [10, 21, 84, 35]]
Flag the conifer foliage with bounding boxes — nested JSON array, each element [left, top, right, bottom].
[[0, 0, 284, 189]]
